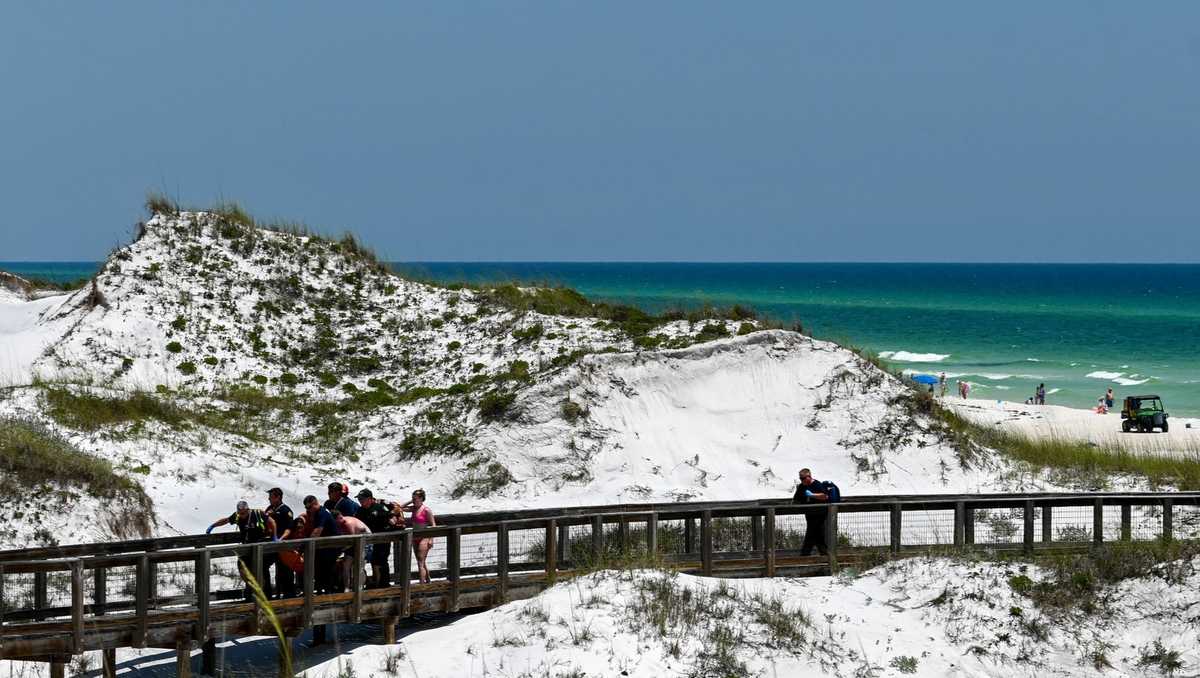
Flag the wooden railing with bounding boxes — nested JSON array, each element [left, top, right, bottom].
[[1, 492, 1198, 677]]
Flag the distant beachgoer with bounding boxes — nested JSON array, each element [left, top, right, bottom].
[[792, 468, 840, 556], [402, 489, 437, 584], [1025, 396, 1034, 405], [938, 373, 947, 397], [1036, 384, 1046, 405], [1095, 397, 1108, 414], [1105, 388, 1114, 410], [962, 381, 971, 399]]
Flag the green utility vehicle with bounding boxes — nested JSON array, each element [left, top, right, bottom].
[[1121, 395, 1169, 433]]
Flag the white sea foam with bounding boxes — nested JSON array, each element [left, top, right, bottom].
[[879, 350, 950, 363], [1047, 388, 1061, 395], [1086, 371, 1124, 380], [1114, 377, 1150, 386]]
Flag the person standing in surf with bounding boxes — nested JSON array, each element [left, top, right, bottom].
[[1036, 383, 1046, 405]]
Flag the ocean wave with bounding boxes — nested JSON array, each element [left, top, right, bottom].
[[1113, 377, 1151, 386], [879, 350, 950, 363], [1086, 371, 1124, 380], [1047, 388, 1061, 395]]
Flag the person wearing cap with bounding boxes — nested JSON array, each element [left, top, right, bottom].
[[356, 489, 397, 588], [264, 488, 296, 598], [206, 500, 277, 598]]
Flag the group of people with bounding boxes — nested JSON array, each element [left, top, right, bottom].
[[1095, 387, 1115, 413], [206, 483, 437, 599]]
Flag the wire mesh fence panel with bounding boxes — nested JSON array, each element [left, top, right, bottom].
[[209, 554, 245, 605], [1175, 505, 1200, 540], [559, 523, 593, 566], [43, 570, 72, 612], [711, 516, 755, 553], [459, 531, 497, 575], [901, 510, 956, 546], [420, 536, 448, 578], [103, 564, 138, 609], [154, 560, 197, 606], [654, 519, 688, 557], [1, 572, 36, 616], [1132, 504, 1164, 541], [973, 508, 1023, 545], [1049, 505, 1092, 543], [774, 512, 813, 551], [837, 511, 890, 548], [1100, 506, 1123, 542], [507, 526, 546, 568]]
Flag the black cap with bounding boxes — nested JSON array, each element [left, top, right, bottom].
[[356, 488, 373, 499]]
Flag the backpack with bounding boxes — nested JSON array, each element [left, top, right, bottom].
[[821, 481, 841, 503]]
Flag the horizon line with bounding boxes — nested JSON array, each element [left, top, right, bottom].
[[5, 259, 1200, 266]]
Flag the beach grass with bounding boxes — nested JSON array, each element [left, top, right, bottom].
[[0, 416, 148, 501]]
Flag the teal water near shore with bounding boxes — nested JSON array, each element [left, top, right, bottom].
[[7, 261, 1200, 416]]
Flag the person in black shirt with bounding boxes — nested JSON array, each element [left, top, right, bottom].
[[304, 494, 342, 593], [264, 488, 296, 598], [207, 501, 277, 598], [355, 489, 397, 588], [792, 468, 840, 556]]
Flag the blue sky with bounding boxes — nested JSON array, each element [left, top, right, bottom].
[[2, 2, 1198, 262]]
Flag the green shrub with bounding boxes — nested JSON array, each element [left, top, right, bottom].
[[177, 361, 197, 375], [203, 356, 219, 366], [447, 341, 462, 351], [479, 391, 517, 421], [737, 322, 755, 336], [253, 374, 269, 385], [318, 372, 339, 388], [561, 399, 587, 423], [280, 372, 300, 387], [398, 430, 473, 460], [170, 316, 187, 331], [696, 323, 729, 341], [166, 341, 183, 353], [144, 192, 179, 215], [512, 323, 544, 342], [42, 388, 186, 431], [450, 459, 514, 499]]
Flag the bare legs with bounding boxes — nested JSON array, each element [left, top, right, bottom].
[[413, 538, 433, 583]]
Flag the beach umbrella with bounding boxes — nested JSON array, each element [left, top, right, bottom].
[[911, 374, 939, 385]]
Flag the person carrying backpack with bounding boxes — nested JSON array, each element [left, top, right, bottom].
[[792, 468, 840, 556]]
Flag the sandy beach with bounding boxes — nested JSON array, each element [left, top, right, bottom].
[[944, 396, 1200, 455]]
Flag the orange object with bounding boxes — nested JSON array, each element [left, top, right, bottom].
[[278, 549, 305, 574]]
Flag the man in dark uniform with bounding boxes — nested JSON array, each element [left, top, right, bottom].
[[325, 482, 360, 517], [207, 500, 277, 598], [792, 468, 840, 556], [356, 489, 396, 588], [304, 494, 342, 593], [264, 488, 296, 598]]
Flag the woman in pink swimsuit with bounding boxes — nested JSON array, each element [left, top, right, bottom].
[[402, 489, 437, 584]]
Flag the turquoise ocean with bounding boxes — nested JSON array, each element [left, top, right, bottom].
[[6, 261, 1200, 416]]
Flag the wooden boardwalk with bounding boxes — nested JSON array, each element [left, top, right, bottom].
[[1, 491, 1197, 677]]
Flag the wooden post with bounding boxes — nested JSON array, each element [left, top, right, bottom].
[[0, 563, 6, 631], [313, 624, 327, 646], [1120, 504, 1132, 541], [49, 661, 65, 678], [825, 505, 839, 572], [93, 566, 107, 616], [964, 503, 975, 546], [70, 560, 84, 654], [1093, 498, 1104, 546], [195, 549, 210, 643], [146, 547, 158, 610], [496, 523, 509, 605], [685, 517, 696, 554], [953, 501, 965, 548], [700, 510, 713, 576], [201, 639, 217, 676], [303, 539, 315, 627], [646, 514, 658, 558], [351, 535, 365, 623], [617, 516, 630, 556], [251, 544, 264, 594], [102, 648, 117, 678], [545, 520, 558, 582], [557, 523, 569, 567], [382, 616, 399, 644], [33, 571, 47, 621], [399, 530, 412, 616], [591, 515, 604, 564], [764, 508, 776, 577], [1023, 500, 1035, 554], [750, 515, 762, 552], [448, 528, 461, 612], [176, 641, 192, 677], [1163, 498, 1174, 542], [392, 537, 404, 587], [1042, 504, 1053, 543], [134, 554, 149, 647], [889, 503, 902, 553]]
